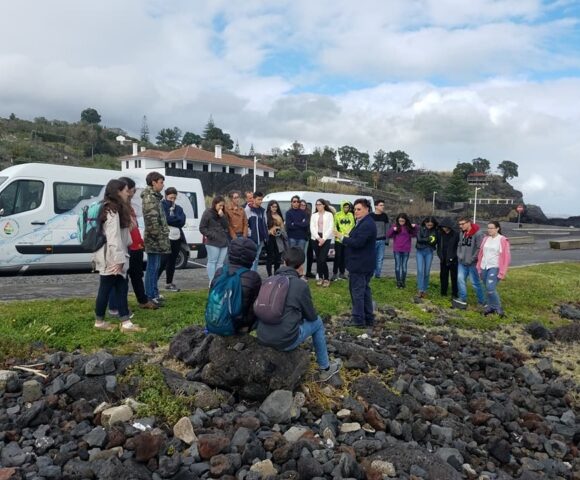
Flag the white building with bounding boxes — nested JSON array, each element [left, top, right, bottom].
[[119, 144, 275, 177]]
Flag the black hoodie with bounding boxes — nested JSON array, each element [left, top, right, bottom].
[[436, 217, 459, 265]]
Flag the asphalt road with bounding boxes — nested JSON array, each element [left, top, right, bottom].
[[0, 223, 578, 302]]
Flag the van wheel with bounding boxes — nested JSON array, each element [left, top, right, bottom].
[[175, 246, 189, 269]]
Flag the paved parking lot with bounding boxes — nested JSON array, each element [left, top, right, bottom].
[[0, 222, 578, 302]]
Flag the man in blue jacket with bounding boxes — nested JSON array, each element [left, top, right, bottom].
[[244, 191, 268, 271], [285, 195, 309, 249], [335, 198, 377, 327]]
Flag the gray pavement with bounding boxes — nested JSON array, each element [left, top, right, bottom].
[[0, 222, 578, 302]]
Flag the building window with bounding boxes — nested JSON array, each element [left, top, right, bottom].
[[249, 168, 254, 176], [264, 171, 269, 178], [137, 160, 142, 168], [134, 160, 138, 168], [222, 166, 227, 173], [229, 167, 236, 174], [125, 161, 129, 169], [187, 162, 193, 170], [203, 164, 209, 172]]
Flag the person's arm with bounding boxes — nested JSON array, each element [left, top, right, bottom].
[[242, 210, 249, 237], [472, 231, 484, 264], [322, 212, 334, 240], [298, 284, 318, 321], [387, 225, 397, 238], [498, 237, 511, 279], [142, 193, 158, 230], [476, 236, 486, 273], [342, 221, 372, 249], [105, 212, 127, 272], [309, 213, 317, 240], [199, 210, 213, 239]]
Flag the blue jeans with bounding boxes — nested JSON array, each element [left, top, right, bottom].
[[349, 272, 374, 325], [283, 316, 329, 369], [374, 240, 386, 277], [393, 251, 410, 283], [206, 245, 228, 282], [145, 253, 162, 300], [481, 267, 502, 312], [457, 263, 486, 304], [416, 248, 434, 293], [288, 238, 307, 250], [251, 242, 264, 271], [96, 274, 129, 320]]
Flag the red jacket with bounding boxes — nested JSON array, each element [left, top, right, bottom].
[[128, 206, 144, 251], [477, 234, 511, 279]]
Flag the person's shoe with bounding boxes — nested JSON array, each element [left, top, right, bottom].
[[331, 274, 339, 282], [139, 301, 159, 310], [322, 279, 331, 287], [483, 306, 495, 316], [120, 322, 147, 333], [319, 359, 342, 382], [339, 273, 348, 280], [396, 281, 402, 289], [158, 294, 166, 300], [165, 284, 180, 292], [316, 279, 323, 286], [94, 321, 116, 331], [345, 319, 365, 328], [151, 297, 165, 307], [300, 275, 308, 283], [305, 272, 316, 279], [451, 298, 467, 310]]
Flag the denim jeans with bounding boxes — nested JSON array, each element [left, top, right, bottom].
[[251, 242, 264, 272], [374, 240, 386, 277], [145, 253, 162, 300], [481, 267, 502, 312], [349, 272, 374, 325], [288, 238, 307, 250], [96, 274, 129, 320], [416, 248, 434, 293], [457, 263, 486, 304], [206, 245, 228, 282], [393, 251, 410, 283], [283, 316, 329, 369]]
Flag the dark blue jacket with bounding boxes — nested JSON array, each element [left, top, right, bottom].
[[244, 205, 268, 245], [161, 199, 186, 241], [343, 214, 377, 274], [285, 208, 308, 240]]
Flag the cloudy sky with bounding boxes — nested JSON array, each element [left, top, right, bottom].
[[1, 0, 579, 215]]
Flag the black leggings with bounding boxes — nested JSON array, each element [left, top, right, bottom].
[[159, 239, 182, 284], [266, 235, 282, 276], [313, 239, 331, 280], [333, 242, 346, 275], [440, 261, 458, 298]]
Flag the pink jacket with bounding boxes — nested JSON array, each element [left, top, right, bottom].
[[477, 235, 511, 279]]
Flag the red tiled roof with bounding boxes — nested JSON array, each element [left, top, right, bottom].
[[120, 146, 275, 171]]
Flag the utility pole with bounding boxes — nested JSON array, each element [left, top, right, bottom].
[[253, 156, 257, 192], [432, 191, 437, 213]]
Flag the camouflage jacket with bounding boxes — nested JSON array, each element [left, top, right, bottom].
[[141, 187, 170, 253]]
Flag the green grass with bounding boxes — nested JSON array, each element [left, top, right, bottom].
[[1, 263, 579, 364]]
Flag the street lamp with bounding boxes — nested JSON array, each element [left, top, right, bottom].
[[253, 155, 257, 192], [432, 191, 437, 213], [473, 187, 481, 224]]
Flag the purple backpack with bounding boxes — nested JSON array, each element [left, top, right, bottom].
[[253, 275, 290, 324]]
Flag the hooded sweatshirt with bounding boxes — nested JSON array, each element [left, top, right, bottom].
[[457, 223, 484, 266], [334, 201, 355, 244], [436, 217, 459, 265]]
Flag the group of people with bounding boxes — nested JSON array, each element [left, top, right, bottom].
[[93, 172, 187, 332]]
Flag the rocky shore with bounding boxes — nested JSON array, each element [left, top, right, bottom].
[[0, 306, 579, 480]]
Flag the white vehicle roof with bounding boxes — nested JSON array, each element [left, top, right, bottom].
[[263, 190, 374, 205]]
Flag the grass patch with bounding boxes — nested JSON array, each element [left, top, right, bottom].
[[0, 263, 579, 364], [119, 362, 195, 425]]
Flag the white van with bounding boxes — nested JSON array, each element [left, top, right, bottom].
[[262, 191, 374, 215], [0, 163, 205, 273]]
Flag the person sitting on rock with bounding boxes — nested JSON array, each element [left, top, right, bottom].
[[211, 237, 262, 333], [256, 246, 341, 381]]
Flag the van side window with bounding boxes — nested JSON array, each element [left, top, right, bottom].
[[0, 180, 44, 215], [54, 182, 104, 214], [179, 192, 198, 219]]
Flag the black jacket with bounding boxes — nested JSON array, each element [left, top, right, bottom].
[[416, 226, 438, 251], [212, 238, 261, 331], [257, 266, 318, 350], [200, 208, 229, 248], [343, 214, 377, 274], [436, 218, 459, 265]]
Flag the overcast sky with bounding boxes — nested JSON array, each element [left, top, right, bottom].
[[1, 0, 579, 215]]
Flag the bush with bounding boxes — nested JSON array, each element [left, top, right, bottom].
[[276, 167, 301, 181]]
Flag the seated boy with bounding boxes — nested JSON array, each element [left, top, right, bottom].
[[256, 247, 341, 381], [211, 237, 262, 333]]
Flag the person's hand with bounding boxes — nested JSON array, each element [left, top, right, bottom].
[[217, 208, 224, 217], [411, 223, 416, 228], [112, 264, 123, 274], [318, 239, 324, 246], [393, 226, 398, 232], [334, 229, 341, 237]]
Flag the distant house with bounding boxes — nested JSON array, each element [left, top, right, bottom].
[[119, 144, 275, 178], [319, 175, 368, 188], [466, 172, 489, 186]]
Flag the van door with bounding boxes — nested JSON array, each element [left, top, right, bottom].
[[0, 178, 47, 269]]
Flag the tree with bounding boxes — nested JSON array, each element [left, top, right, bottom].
[[9, 113, 16, 121], [471, 157, 490, 174], [80, 108, 101, 124], [352, 151, 370, 171], [413, 175, 441, 200], [453, 162, 475, 179], [337, 145, 359, 170], [497, 160, 519, 181], [310, 146, 337, 170], [201, 116, 234, 151], [445, 173, 470, 202], [234, 140, 240, 154], [155, 127, 182, 149], [181, 131, 202, 146], [248, 144, 255, 156], [386, 150, 414, 171], [372, 149, 389, 173], [140, 115, 150, 143]]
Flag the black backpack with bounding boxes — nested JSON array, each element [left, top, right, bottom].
[[253, 275, 290, 325]]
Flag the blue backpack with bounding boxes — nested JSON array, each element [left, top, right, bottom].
[[205, 266, 248, 336], [77, 201, 106, 252]]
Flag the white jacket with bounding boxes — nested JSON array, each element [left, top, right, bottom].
[[310, 211, 334, 241], [93, 211, 132, 277]]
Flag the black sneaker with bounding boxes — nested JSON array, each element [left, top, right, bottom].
[[305, 272, 316, 279], [151, 297, 165, 307], [165, 284, 181, 292]]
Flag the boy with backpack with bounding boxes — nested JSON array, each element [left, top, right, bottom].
[[205, 237, 262, 335], [256, 247, 341, 382]]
